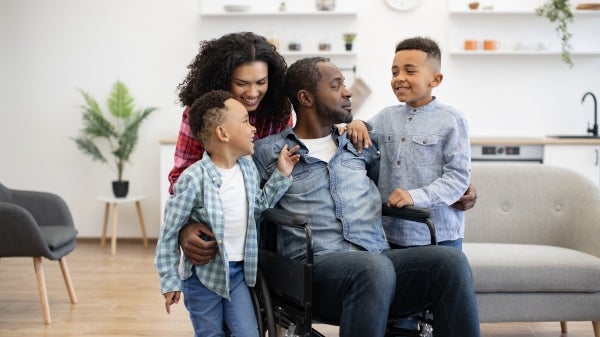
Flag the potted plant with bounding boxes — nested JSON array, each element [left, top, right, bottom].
[[72, 81, 157, 197], [535, 0, 574, 67], [343, 33, 356, 51]]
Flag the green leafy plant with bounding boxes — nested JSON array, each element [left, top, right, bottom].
[[535, 0, 574, 67], [72, 81, 157, 181], [343, 33, 357, 44]]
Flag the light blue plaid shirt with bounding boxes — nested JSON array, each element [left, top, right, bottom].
[[155, 154, 292, 300]]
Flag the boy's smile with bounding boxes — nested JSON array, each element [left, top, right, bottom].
[[390, 49, 442, 108]]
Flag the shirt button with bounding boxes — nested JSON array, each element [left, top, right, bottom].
[[412, 109, 417, 112], [400, 137, 406, 142], [408, 117, 413, 122], [396, 160, 401, 165], [423, 140, 428, 144]]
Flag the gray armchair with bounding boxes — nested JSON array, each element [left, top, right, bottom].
[[0, 183, 78, 324]]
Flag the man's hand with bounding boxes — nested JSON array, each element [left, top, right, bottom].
[[452, 184, 478, 211], [178, 222, 218, 265]]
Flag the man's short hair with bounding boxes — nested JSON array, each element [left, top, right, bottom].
[[285, 56, 330, 110]]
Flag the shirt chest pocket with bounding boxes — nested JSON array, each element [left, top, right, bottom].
[[410, 135, 441, 165]]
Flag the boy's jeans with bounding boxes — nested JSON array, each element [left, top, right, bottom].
[[183, 262, 258, 337]]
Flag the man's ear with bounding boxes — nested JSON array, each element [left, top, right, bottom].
[[297, 89, 314, 107], [215, 125, 229, 142], [430, 73, 443, 88]]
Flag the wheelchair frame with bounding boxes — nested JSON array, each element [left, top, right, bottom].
[[251, 204, 436, 337]]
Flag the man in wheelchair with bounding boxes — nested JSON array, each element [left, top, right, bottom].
[[179, 57, 480, 337]]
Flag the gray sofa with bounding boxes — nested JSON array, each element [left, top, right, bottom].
[[463, 163, 600, 337]]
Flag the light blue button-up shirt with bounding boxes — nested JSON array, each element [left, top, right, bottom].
[[253, 127, 389, 260], [155, 154, 292, 300], [369, 98, 471, 246]]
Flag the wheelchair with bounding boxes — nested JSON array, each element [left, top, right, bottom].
[[249, 204, 436, 337]]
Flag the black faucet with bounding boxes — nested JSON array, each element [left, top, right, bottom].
[[582, 92, 598, 137]]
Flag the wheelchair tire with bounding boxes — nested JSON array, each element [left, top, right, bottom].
[[252, 269, 277, 336]]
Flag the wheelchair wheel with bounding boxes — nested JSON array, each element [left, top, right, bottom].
[[251, 270, 277, 336]]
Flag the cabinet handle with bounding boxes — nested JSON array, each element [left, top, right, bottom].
[[596, 149, 599, 166]]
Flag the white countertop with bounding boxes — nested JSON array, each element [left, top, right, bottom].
[[161, 137, 600, 146]]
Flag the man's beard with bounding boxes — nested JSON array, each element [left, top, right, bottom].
[[316, 101, 353, 124]]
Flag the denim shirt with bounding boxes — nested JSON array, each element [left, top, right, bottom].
[[368, 98, 471, 246], [253, 127, 389, 260]]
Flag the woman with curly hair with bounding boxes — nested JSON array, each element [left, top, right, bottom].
[[168, 32, 293, 194]]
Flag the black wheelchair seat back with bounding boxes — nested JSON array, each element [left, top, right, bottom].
[[253, 205, 435, 337]]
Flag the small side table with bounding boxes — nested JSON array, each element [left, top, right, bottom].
[[97, 195, 149, 255]]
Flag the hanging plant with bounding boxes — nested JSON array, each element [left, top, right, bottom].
[[535, 0, 574, 67]]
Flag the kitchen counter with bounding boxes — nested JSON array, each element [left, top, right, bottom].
[[161, 137, 600, 145], [471, 137, 600, 145]]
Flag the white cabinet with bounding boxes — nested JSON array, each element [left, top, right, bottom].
[[159, 142, 176, 223], [447, 0, 600, 57], [544, 145, 600, 186]]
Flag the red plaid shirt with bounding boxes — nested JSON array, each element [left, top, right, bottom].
[[168, 106, 293, 194]]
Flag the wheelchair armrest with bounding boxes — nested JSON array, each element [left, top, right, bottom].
[[381, 204, 437, 245], [262, 208, 308, 230], [382, 204, 431, 222], [260, 208, 313, 263]]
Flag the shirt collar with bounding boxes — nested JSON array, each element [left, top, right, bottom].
[[403, 96, 439, 114]]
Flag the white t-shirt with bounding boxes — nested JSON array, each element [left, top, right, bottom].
[[216, 163, 248, 261], [301, 135, 337, 163]]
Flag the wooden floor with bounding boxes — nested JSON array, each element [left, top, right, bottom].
[[0, 240, 596, 337]]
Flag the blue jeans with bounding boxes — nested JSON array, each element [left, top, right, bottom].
[[182, 262, 258, 337], [309, 246, 480, 337], [390, 238, 464, 333]]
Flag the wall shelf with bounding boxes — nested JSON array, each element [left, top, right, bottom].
[[450, 9, 600, 15], [447, 0, 600, 61], [450, 50, 600, 56], [200, 10, 357, 17], [279, 51, 356, 57], [198, 0, 358, 71]]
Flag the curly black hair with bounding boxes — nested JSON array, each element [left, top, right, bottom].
[[178, 32, 291, 134]]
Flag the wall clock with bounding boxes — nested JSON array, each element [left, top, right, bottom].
[[385, 0, 422, 11]]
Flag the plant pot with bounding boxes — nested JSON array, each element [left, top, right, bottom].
[[345, 43, 353, 51], [112, 181, 129, 198]]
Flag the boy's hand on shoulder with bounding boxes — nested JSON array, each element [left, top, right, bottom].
[[277, 144, 300, 177], [163, 291, 180, 314], [387, 188, 414, 208], [346, 120, 372, 154]]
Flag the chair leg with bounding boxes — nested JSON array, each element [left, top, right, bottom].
[[592, 321, 599, 337], [59, 257, 78, 304], [33, 257, 51, 325], [560, 321, 567, 333]]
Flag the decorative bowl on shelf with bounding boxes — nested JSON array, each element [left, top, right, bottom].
[[223, 4, 251, 12]]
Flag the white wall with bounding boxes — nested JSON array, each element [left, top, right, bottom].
[[1, 0, 599, 238]]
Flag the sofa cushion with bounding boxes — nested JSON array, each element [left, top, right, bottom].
[[464, 243, 600, 293]]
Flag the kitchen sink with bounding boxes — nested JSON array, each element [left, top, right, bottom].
[[547, 134, 600, 139]]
